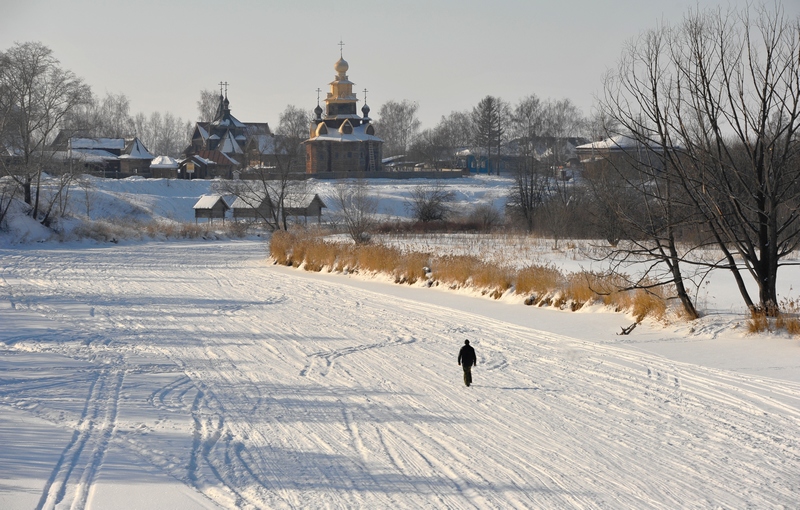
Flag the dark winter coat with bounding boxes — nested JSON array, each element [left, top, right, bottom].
[[458, 344, 476, 367]]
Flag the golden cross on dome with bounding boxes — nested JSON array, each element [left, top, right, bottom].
[[338, 39, 345, 57]]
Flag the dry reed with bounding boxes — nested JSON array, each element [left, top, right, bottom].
[[269, 232, 679, 320]]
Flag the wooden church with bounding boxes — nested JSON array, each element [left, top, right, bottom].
[[305, 51, 383, 174]]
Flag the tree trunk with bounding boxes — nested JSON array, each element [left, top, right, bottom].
[[667, 240, 699, 319], [23, 176, 32, 205]]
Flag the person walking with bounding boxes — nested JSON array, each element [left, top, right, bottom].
[[458, 339, 477, 387]]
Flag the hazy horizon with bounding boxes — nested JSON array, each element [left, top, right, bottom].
[[3, 0, 798, 130]]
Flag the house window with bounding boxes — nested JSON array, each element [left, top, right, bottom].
[[347, 152, 352, 158]]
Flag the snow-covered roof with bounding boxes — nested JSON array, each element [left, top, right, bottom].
[[150, 155, 179, 169], [381, 154, 407, 164], [231, 191, 268, 210], [196, 150, 239, 166], [306, 123, 382, 143], [285, 193, 326, 209], [183, 155, 215, 166], [251, 134, 276, 154], [576, 134, 662, 152], [49, 149, 113, 163], [219, 131, 244, 154], [211, 113, 247, 129], [120, 138, 154, 160], [193, 194, 227, 210], [70, 138, 126, 150], [230, 191, 325, 210]]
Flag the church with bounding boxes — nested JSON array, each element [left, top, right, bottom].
[[305, 52, 383, 174], [184, 86, 272, 178]]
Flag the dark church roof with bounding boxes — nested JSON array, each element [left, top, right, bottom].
[[185, 90, 271, 162]]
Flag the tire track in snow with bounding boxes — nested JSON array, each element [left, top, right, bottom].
[[6, 242, 800, 508], [35, 368, 124, 510], [291, 286, 800, 507]]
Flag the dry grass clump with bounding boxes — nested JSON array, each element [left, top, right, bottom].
[[269, 230, 294, 265], [300, 237, 337, 272], [516, 264, 563, 299], [429, 254, 513, 297], [747, 309, 770, 334], [268, 232, 677, 320], [333, 244, 357, 273], [179, 223, 207, 239], [433, 255, 480, 288], [470, 263, 514, 298], [746, 298, 800, 335], [292, 233, 329, 269], [630, 288, 667, 322], [357, 244, 400, 274], [774, 297, 800, 335], [776, 314, 800, 335], [566, 271, 631, 308], [72, 219, 137, 242], [393, 251, 431, 284]]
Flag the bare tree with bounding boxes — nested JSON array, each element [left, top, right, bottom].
[[406, 182, 454, 223], [410, 110, 473, 169], [133, 111, 191, 157], [0, 178, 18, 229], [438, 111, 474, 166], [0, 41, 92, 223], [467, 203, 503, 231], [375, 100, 421, 157], [602, 4, 800, 316], [197, 89, 219, 122], [507, 159, 548, 232], [274, 105, 309, 173], [539, 174, 580, 250], [332, 178, 379, 243], [598, 23, 709, 320], [512, 95, 545, 145], [506, 95, 547, 231], [95, 92, 133, 138], [218, 105, 309, 231], [540, 98, 585, 166]]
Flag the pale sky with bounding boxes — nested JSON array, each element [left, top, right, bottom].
[[2, 0, 798, 130]]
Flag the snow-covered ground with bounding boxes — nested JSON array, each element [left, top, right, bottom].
[[1, 239, 798, 509]]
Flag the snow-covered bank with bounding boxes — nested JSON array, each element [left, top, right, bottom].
[[0, 174, 512, 245], [1, 240, 798, 509]]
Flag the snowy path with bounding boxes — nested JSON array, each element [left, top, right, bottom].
[[1, 240, 798, 509]]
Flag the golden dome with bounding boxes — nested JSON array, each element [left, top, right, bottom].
[[334, 57, 349, 74]]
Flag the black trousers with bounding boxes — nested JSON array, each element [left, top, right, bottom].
[[463, 365, 473, 386]]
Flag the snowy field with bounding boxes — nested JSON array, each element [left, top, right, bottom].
[[1, 239, 799, 509]]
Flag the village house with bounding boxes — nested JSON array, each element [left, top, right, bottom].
[[149, 155, 179, 179], [49, 134, 155, 178], [575, 134, 666, 174]]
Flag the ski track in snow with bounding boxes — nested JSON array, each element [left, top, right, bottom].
[[1, 240, 799, 509]]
